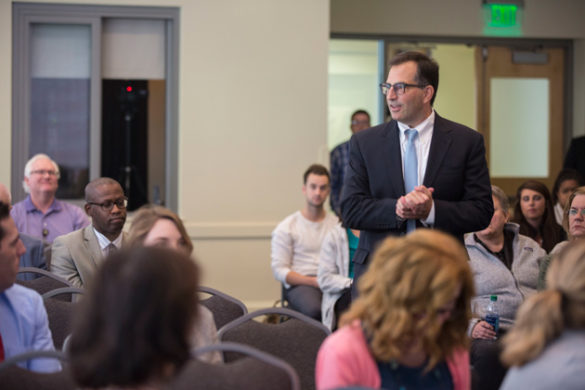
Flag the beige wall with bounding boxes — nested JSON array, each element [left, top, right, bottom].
[[2, 0, 585, 310], [1, 0, 330, 310], [331, 0, 585, 139]]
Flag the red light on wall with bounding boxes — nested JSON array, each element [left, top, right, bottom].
[[126, 86, 132, 92]]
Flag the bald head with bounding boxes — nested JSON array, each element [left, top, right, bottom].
[[84, 178, 127, 241], [85, 177, 123, 202], [0, 184, 11, 205]]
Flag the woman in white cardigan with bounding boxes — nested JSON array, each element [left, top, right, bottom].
[[317, 222, 359, 331]]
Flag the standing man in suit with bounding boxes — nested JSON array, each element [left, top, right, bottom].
[[341, 51, 493, 296], [51, 178, 127, 288]]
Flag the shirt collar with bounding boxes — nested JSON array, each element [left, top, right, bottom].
[[397, 110, 435, 136], [24, 195, 61, 213], [92, 227, 123, 250]]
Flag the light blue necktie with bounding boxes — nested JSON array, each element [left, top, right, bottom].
[[404, 129, 418, 233]]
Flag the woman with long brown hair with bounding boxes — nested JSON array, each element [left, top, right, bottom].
[[512, 180, 566, 253]]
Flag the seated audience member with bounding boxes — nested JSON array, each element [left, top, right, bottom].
[[271, 164, 338, 321], [330, 109, 371, 216], [68, 247, 198, 389], [512, 180, 566, 253], [465, 185, 545, 390], [538, 186, 585, 289], [51, 178, 127, 288], [317, 221, 359, 331], [500, 240, 585, 390], [11, 154, 89, 243], [127, 204, 221, 363], [551, 169, 583, 225], [0, 202, 60, 372], [0, 183, 46, 280], [316, 230, 473, 390]]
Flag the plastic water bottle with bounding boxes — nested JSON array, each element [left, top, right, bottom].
[[484, 295, 500, 335]]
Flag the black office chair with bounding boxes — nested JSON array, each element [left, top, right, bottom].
[[172, 342, 301, 390], [16, 268, 71, 301], [199, 286, 248, 329], [0, 350, 74, 390], [218, 307, 330, 390], [42, 288, 83, 350]]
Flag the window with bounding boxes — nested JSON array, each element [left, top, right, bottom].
[[12, 3, 179, 210]]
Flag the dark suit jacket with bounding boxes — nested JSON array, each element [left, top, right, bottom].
[[341, 114, 493, 285], [16, 233, 47, 281], [564, 135, 585, 179]]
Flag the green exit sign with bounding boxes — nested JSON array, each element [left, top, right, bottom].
[[483, 3, 523, 36], [488, 4, 518, 27]]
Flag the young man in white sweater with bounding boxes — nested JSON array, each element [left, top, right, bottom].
[[271, 164, 338, 320]]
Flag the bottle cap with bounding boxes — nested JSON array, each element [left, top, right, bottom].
[[490, 295, 497, 301]]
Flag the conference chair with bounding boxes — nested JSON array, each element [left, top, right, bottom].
[[0, 350, 74, 390], [42, 287, 83, 350], [199, 286, 248, 329], [16, 268, 71, 301], [172, 342, 300, 390], [218, 307, 330, 390]]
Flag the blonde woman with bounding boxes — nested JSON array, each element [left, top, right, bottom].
[[538, 186, 585, 289], [128, 204, 221, 364], [500, 240, 585, 390], [316, 229, 473, 390]]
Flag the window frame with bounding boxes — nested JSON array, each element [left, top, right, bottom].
[[12, 3, 180, 210]]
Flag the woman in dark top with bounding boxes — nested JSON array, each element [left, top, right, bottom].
[[68, 247, 200, 389], [512, 180, 566, 253]]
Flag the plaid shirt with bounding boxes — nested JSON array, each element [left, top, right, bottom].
[[329, 140, 350, 216]]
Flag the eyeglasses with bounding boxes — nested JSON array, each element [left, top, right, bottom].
[[569, 208, 585, 217], [87, 198, 128, 211], [351, 119, 370, 126], [379, 82, 427, 96], [30, 169, 59, 177]]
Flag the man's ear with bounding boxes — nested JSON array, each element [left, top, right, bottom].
[[84, 203, 92, 216], [423, 85, 435, 104]]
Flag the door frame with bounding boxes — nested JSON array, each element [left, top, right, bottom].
[[331, 33, 574, 159]]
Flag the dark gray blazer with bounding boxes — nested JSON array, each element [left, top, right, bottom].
[[341, 113, 493, 287], [17, 233, 47, 281]]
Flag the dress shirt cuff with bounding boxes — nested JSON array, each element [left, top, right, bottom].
[[421, 201, 435, 226]]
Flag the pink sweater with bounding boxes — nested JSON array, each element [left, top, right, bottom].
[[316, 321, 470, 390]]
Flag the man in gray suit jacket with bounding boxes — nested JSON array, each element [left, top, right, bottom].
[[51, 178, 127, 288]]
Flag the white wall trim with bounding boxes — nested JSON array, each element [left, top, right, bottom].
[[186, 221, 276, 239]]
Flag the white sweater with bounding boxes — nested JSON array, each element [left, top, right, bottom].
[[271, 211, 338, 288]]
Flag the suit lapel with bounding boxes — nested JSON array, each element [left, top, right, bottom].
[[83, 226, 102, 268], [424, 115, 452, 187], [381, 121, 405, 195]]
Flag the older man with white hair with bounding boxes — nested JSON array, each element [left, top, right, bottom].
[[10, 154, 89, 243]]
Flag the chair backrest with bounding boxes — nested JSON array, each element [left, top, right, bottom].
[[172, 342, 300, 390], [43, 289, 83, 350], [16, 268, 71, 301], [218, 308, 330, 390], [199, 286, 248, 329], [0, 350, 75, 390]]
